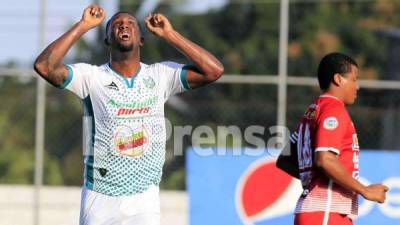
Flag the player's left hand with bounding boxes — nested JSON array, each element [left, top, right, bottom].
[[144, 13, 174, 38]]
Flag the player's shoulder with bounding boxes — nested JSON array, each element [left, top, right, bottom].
[[70, 62, 101, 68], [144, 61, 184, 79], [69, 62, 105, 71], [317, 95, 346, 112], [316, 95, 349, 122], [66, 63, 106, 80], [149, 61, 184, 70], [139, 62, 161, 76]]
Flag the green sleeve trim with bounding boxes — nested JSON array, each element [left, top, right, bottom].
[[58, 65, 73, 89], [180, 65, 191, 91]]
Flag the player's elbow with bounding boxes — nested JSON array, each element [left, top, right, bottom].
[[33, 58, 50, 78], [315, 152, 334, 169], [206, 64, 224, 82], [315, 157, 325, 169]]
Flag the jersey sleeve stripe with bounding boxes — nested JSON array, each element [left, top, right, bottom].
[[322, 179, 334, 225], [315, 147, 340, 154], [83, 95, 95, 190], [58, 64, 74, 89], [180, 65, 191, 91]]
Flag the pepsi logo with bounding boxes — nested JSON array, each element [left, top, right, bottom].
[[236, 158, 302, 224]]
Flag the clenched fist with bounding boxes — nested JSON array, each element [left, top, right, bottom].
[[81, 4, 105, 30], [361, 183, 389, 203], [144, 13, 174, 38]]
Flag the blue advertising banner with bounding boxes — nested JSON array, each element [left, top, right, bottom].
[[187, 149, 400, 225]]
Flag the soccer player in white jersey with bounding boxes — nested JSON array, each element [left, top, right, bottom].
[[34, 5, 224, 225]]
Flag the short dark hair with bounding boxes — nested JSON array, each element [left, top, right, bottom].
[[105, 11, 143, 37], [317, 52, 358, 91]]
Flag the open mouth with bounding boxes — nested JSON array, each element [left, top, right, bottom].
[[118, 32, 131, 41]]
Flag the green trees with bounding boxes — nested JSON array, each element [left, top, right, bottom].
[[1, 0, 400, 187]]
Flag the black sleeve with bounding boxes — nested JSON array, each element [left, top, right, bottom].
[[276, 131, 300, 179]]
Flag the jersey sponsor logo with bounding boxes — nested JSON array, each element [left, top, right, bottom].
[[143, 77, 156, 89], [107, 97, 158, 118], [105, 81, 119, 91], [352, 133, 360, 150], [323, 117, 338, 130], [113, 125, 149, 158], [352, 134, 360, 171], [116, 107, 150, 118], [107, 96, 158, 109]]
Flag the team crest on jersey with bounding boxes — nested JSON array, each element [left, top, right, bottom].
[[143, 77, 155, 89], [323, 117, 338, 130], [113, 125, 149, 158], [303, 104, 316, 119]]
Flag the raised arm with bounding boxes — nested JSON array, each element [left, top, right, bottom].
[[145, 13, 224, 89], [33, 5, 105, 87]]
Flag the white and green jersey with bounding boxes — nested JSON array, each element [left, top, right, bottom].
[[61, 61, 190, 196]]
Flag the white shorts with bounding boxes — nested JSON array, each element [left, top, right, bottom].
[[79, 185, 160, 225]]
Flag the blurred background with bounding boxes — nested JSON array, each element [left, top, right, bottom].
[[1, 0, 400, 225]]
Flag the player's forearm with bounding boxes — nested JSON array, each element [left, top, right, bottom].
[[34, 21, 90, 77], [316, 155, 366, 195], [163, 30, 224, 80]]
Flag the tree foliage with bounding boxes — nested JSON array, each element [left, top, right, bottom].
[[1, 0, 400, 187]]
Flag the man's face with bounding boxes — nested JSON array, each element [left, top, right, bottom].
[[340, 65, 359, 105], [107, 13, 142, 52]]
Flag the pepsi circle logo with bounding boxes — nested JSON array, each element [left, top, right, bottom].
[[236, 159, 302, 224]]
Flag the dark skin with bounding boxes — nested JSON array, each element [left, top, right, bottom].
[[316, 66, 388, 203], [34, 4, 224, 89], [277, 66, 388, 204]]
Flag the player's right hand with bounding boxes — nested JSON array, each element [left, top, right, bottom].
[[362, 183, 389, 203], [80, 5, 105, 29]]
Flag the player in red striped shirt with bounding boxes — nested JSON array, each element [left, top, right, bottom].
[[277, 52, 388, 225]]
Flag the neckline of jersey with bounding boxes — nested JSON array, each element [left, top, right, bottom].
[[319, 94, 344, 105], [107, 62, 142, 88], [107, 62, 142, 78]]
